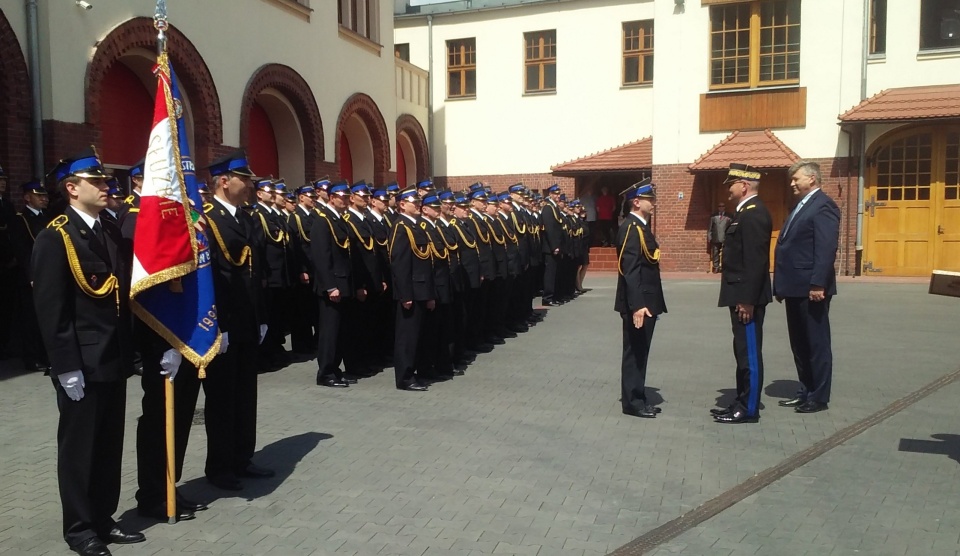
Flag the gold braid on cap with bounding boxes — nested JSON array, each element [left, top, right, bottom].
[[205, 216, 253, 275], [49, 215, 120, 315]]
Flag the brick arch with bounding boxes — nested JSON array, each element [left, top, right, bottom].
[[0, 8, 33, 183], [86, 17, 222, 167], [239, 64, 324, 179], [396, 114, 429, 181], [335, 93, 391, 185]]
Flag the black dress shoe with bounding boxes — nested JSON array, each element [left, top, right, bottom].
[[542, 300, 559, 307], [400, 383, 428, 392], [778, 397, 805, 407], [714, 408, 759, 424], [176, 494, 208, 512], [207, 474, 243, 491], [101, 527, 146, 545], [486, 336, 506, 345], [342, 375, 359, 384], [795, 401, 828, 413], [72, 537, 111, 556], [237, 463, 275, 478], [451, 369, 465, 376], [317, 376, 349, 388], [710, 406, 733, 417], [623, 406, 656, 418], [137, 504, 196, 522]]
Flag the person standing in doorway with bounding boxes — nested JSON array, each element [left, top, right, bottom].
[[707, 202, 731, 273]]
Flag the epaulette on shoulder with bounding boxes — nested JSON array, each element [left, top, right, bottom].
[[128, 207, 140, 214], [47, 214, 68, 229], [419, 221, 427, 230], [203, 202, 213, 213], [744, 204, 756, 210], [123, 195, 135, 205]]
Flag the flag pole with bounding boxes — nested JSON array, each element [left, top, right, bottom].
[[154, 0, 177, 527]]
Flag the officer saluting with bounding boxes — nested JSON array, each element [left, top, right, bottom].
[[614, 179, 666, 419], [32, 147, 145, 555]]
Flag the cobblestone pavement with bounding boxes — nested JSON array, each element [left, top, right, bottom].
[[1, 276, 958, 556]]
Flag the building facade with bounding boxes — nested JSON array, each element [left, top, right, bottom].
[[0, 0, 429, 195], [395, 0, 960, 276]]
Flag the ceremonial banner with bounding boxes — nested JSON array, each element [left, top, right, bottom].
[[130, 52, 220, 374]]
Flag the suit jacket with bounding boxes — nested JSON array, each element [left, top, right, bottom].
[[708, 212, 732, 244], [291, 205, 319, 277], [437, 218, 464, 293], [450, 218, 482, 289], [343, 209, 383, 293], [32, 206, 134, 380], [497, 212, 521, 277], [484, 214, 507, 279], [773, 190, 841, 298], [310, 210, 353, 298], [613, 214, 667, 316], [205, 198, 264, 342], [718, 196, 772, 307], [118, 191, 141, 240], [365, 209, 392, 287], [390, 214, 435, 302], [253, 206, 291, 288], [540, 200, 565, 254], [11, 208, 51, 285], [420, 217, 453, 304], [466, 210, 495, 280]]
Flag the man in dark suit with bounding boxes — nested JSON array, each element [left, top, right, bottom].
[[774, 160, 841, 414], [390, 187, 435, 391], [311, 181, 356, 387], [288, 183, 322, 353], [32, 148, 145, 556], [417, 191, 455, 380], [712, 164, 772, 424], [202, 151, 273, 491], [252, 179, 291, 370], [11, 180, 52, 373], [614, 179, 666, 419], [540, 184, 565, 306], [708, 202, 731, 273]]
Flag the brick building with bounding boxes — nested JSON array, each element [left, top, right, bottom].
[[0, 0, 429, 201], [394, 0, 960, 276]]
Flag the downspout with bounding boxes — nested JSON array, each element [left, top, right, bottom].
[[855, 0, 870, 275], [26, 0, 44, 177], [427, 14, 434, 177]]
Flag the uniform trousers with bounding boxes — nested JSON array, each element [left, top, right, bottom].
[[262, 287, 288, 356], [204, 337, 258, 479], [451, 289, 469, 363], [394, 301, 427, 387], [135, 356, 201, 508], [289, 283, 318, 353], [729, 304, 766, 416], [465, 285, 486, 349], [18, 282, 48, 366], [53, 379, 126, 548], [785, 297, 833, 403], [316, 296, 349, 380], [541, 253, 558, 302], [418, 301, 453, 375], [621, 313, 657, 413]]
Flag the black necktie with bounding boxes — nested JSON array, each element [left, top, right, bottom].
[[92, 220, 103, 238], [92, 220, 111, 264]]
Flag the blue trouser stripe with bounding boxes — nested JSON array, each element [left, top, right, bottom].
[[744, 320, 760, 415]]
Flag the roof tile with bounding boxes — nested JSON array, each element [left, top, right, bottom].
[[552, 137, 652, 175], [839, 84, 960, 123], [688, 130, 801, 171]]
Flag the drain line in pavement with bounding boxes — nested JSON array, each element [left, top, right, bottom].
[[609, 366, 960, 555]]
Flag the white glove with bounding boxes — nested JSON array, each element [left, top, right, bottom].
[[159, 349, 182, 382], [259, 324, 268, 345], [58, 370, 85, 402], [219, 332, 229, 354]]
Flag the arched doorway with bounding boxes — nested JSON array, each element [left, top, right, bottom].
[[87, 17, 221, 169], [864, 124, 960, 275], [239, 64, 323, 184], [340, 115, 374, 184], [335, 93, 390, 186], [0, 7, 33, 182], [396, 114, 429, 186]]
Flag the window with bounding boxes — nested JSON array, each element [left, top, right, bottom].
[[395, 43, 410, 61], [338, 0, 379, 43], [709, 0, 800, 90], [870, 0, 887, 55], [447, 39, 476, 99], [524, 30, 556, 93], [920, 0, 960, 51], [623, 20, 654, 86]]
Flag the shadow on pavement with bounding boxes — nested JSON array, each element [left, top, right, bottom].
[[116, 431, 332, 532], [646, 387, 665, 407], [898, 434, 960, 465], [714, 388, 738, 408], [765, 379, 801, 400]]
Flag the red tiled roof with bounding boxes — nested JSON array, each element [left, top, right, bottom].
[[839, 84, 960, 123], [551, 137, 652, 175], [688, 129, 801, 171]]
